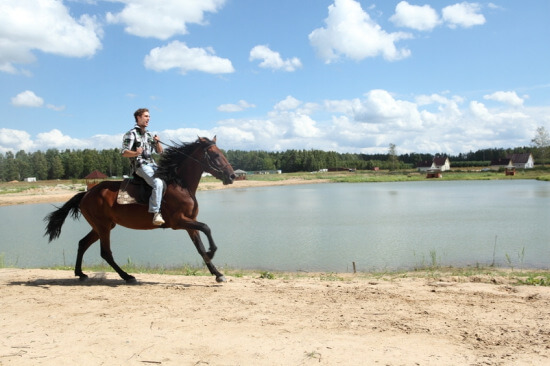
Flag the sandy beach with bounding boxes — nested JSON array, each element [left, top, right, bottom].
[[1, 268, 549, 365], [1, 180, 549, 365]]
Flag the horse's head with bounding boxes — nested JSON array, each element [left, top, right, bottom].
[[156, 137, 235, 188], [197, 136, 235, 185]]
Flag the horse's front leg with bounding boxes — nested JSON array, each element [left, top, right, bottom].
[[187, 229, 225, 283]]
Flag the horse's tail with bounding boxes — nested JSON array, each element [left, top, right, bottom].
[[44, 191, 87, 242]]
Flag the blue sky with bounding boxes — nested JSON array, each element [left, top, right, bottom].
[[1, 0, 549, 155]]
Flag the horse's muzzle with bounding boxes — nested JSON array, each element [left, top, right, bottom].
[[223, 173, 236, 185]]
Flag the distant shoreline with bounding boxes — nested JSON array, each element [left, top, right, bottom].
[[1, 169, 548, 207], [0, 178, 328, 207]]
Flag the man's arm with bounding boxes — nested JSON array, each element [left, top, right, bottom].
[[121, 130, 143, 157], [122, 149, 143, 158]]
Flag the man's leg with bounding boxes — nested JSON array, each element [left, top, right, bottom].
[[135, 164, 165, 225]]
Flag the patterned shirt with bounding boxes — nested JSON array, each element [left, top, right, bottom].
[[122, 126, 158, 167]]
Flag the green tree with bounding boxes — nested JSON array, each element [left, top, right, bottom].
[[0, 154, 4, 181], [3, 151, 19, 181], [82, 149, 100, 176], [15, 150, 32, 179], [45, 149, 65, 179], [63, 150, 84, 178], [531, 126, 550, 166], [388, 143, 398, 171], [31, 151, 48, 180]]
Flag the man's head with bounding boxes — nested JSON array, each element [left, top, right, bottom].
[[134, 108, 150, 128]]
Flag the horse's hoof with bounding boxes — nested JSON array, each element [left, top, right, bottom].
[[78, 274, 89, 281], [215, 275, 226, 283], [125, 276, 138, 285]]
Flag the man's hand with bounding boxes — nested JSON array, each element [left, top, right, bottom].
[[154, 135, 163, 154]]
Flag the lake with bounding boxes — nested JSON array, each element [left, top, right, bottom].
[[0, 180, 548, 272]]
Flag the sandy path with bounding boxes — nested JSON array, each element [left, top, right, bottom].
[[1, 268, 549, 365]]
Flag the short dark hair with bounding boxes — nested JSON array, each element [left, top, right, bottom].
[[134, 108, 149, 122]]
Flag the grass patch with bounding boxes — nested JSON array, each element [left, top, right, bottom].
[[8, 257, 549, 287], [259, 271, 275, 279], [320, 272, 345, 281], [513, 271, 550, 286]]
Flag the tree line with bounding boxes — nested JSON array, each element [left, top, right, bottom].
[[0, 149, 131, 182], [0, 145, 543, 182]]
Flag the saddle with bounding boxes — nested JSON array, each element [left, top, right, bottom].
[[116, 174, 165, 205]]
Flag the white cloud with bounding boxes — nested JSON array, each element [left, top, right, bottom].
[[10, 90, 65, 111], [213, 125, 256, 143], [415, 93, 464, 118], [106, 0, 226, 40], [47, 104, 66, 112], [214, 118, 281, 150], [442, 2, 486, 29], [35, 129, 87, 150], [217, 100, 256, 112], [469, 100, 494, 121], [2, 90, 549, 156], [11, 91, 44, 108], [288, 114, 322, 138], [330, 115, 379, 146], [354, 90, 423, 129], [274, 96, 302, 111], [483, 91, 524, 107], [0, 0, 102, 73], [309, 0, 412, 63], [249, 45, 302, 72], [390, 1, 441, 31], [324, 99, 361, 114], [0, 128, 34, 153], [161, 127, 215, 144], [144, 41, 234, 74]]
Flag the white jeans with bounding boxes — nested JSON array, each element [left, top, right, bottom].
[[135, 163, 163, 213]]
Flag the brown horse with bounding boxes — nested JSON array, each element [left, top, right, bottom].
[[44, 137, 235, 283]]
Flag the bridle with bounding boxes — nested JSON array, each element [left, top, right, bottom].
[[202, 143, 231, 176]]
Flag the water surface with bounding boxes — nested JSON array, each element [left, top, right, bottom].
[[0, 180, 548, 272]]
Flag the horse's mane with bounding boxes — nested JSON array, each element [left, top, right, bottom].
[[155, 138, 207, 186]]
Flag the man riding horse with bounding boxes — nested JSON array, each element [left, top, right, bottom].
[[121, 108, 165, 226]]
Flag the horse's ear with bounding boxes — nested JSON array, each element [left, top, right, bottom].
[[212, 135, 217, 143]]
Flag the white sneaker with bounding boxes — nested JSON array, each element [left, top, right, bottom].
[[152, 212, 165, 226]]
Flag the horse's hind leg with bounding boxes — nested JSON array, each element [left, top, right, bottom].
[[97, 228, 136, 284], [75, 230, 99, 280], [188, 230, 225, 283]]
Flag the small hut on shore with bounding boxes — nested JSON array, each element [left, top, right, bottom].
[[85, 170, 108, 190]]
